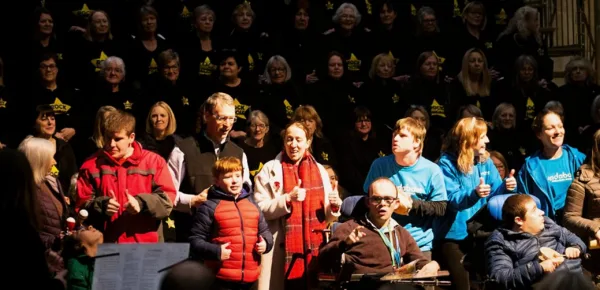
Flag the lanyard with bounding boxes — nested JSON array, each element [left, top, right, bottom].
[[365, 214, 402, 268]]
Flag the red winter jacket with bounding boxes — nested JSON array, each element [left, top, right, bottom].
[[189, 186, 273, 283], [76, 142, 176, 243]]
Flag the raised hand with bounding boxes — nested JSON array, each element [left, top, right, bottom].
[[345, 226, 366, 246], [505, 169, 517, 191], [220, 242, 232, 261], [106, 190, 120, 216], [124, 189, 140, 214], [475, 177, 491, 198], [286, 179, 306, 202], [255, 236, 267, 254]]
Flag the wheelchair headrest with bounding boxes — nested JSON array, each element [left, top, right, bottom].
[[341, 195, 367, 218], [487, 193, 542, 221]]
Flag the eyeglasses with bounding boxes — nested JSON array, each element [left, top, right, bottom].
[[250, 124, 267, 129], [214, 115, 237, 123], [40, 64, 57, 70], [104, 67, 123, 74], [162, 65, 179, 71], [368, 196, 398, 205], [269, 67, 287, 73]]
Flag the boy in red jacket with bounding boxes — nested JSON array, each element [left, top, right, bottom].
[[189, 157, 273, 290], [76, 110, 176, 243]]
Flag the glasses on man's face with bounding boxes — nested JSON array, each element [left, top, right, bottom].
[[214, 115, 237, 123], [162, 65, 179, 71], [368, 196, 397, 205]]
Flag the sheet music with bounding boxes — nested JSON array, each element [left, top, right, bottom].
[[92, 243, 190, 290]]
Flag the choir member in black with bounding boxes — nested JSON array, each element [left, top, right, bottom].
[[412, 7, 451, 76], [44, 0, 113, 41], [255, 55, 302, 133], [371, 1, 412, 76], [178, 5, 219, 89], [496, 5, 553, 81], [578, 95, 600, 156], [0, 57, 20, 149], [90, 56, 141, 127], [323, 3, 373, 83], [30, 105, 77, 198], [153, 0, 207, 43], [277, 1, 321, 85], [291, 105, 338, 168], [237, 110, 281, 178], [309, 0, 343, 33], [498, 55, 555, 133], [145, 50, 197, 137], [360, 53, 406, 129], [308, 51, 359, 141], [481, 0, 524, 39], [489, 150, 509, 179], [558, 57, 600, 146], [32, 8, 65, 77], [487, 103, 527, 171], [404, 51, 451, 132], [210, 50, 258, 139], [126, 6, 170, 89], [450, 48, 496, 120], [449, 2, 497, 76], [32, 53, 78, 144], [64, 10, 123, 90], [222, 3, 271, 82], [338, 106, 389, 195], [405, 105, 443, 162]]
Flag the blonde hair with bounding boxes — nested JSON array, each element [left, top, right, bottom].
[[93, 106, 117, 149], [462, 1, 487, 30], [497, 6, 541, 45], [18, 136, 55, 185], [442, 117, 488, 174], [458, 48, 491, 97], [394, 117, 427, 153], [369, 53, 396, 80], [492, 103, 516, 129], [203, 92, 234, 117], [291, 105, 324, 138], [146, 102, 177, 136]]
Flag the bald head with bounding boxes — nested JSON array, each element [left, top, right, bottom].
[[368, 178, 398, 198]]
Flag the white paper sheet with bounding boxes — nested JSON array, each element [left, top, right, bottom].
[[92, 243, 190, 290]]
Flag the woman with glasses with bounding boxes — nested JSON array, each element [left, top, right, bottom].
[[254, 122, 342, 290], [238, 110, 281, 178], [436, 117, 516, 290]]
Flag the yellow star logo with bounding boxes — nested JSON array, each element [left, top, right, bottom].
[[496, 9, 507, 25], [181, 6, 191, 18], [392, 94, 400, 103], [248, 54, 255, 72], [166, 217, 175, 229], [348, 95, 356, 103], [250, 162, 264, 177], [92, 51, 108, 72], [123, 100, 133, 110], [485, 42, 493, 49], [0, 98, 6, 108], [148, 58, 158, 75], [50, 98, 71, 114], [365, 0, 372, 14], [347, 53, 361, 72], [50, 165, 59, 177], [321, 151, 329, 161], [476, 100, 481, 108], [431, 99, 446, 118], [284, 99, 294, 119], [378, 151, 385, 157], [234, 98, 249, 119], [453, 0, 462, 17], [326, 1, 334, 10], [432, 51, 445, 71], [519, 147, 527, 156], [181, 96, 189, 106], [199, 57, 216, 76], [57, 53, 64, 60], [388, 50, 399, 64], [257, 52, 264, 61], [411, 4, 417, 16], [73, 3, 91, 17]]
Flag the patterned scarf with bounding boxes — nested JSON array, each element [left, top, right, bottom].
[[282, 151, 326, 282]]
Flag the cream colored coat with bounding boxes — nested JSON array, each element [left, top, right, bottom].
[[253, 153, 340, 290]]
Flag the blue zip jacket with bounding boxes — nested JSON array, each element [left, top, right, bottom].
[[517, 145, 585, 220], [437, 152, 510, 240]]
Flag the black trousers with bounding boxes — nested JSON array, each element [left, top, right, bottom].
[[434, 240, 473, 290]]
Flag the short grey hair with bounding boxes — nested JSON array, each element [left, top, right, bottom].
[[248, 110, 270, 127], [101, 56, 126, 76], [564, 56, 595, 84], [417, 6, 439, 33], [263, 55, 292, 84], [332, 3, 361, 26], [194, 5, 215, 21]]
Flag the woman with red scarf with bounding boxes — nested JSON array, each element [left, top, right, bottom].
[[254, 122, 342, 290]]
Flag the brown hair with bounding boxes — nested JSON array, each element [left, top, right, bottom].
[[458, 48, 491, 97], [591, 130, 600, 175], [85, 10, 113, 41], [291, 105, 323, 138], [394, 117, 427, 153], [502, 194, 535, 227], [212, 156, 243, 178], [531, 108, 563, 135], [442, 117, 488, 174], [104, 110, 136, 135], [281, 122, 313, 144], [93, 106, 117, 148]]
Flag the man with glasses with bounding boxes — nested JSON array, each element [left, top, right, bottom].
[[172, 92, 251, 242], [363, 117, 447, 256], [320, 177, 440, 284]]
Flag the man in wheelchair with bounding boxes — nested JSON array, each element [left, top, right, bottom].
[[319, 178, 440, 288], [485, 194, 588, 289]]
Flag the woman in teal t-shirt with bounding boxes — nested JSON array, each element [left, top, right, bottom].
[[517, 108, 586, 222]]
